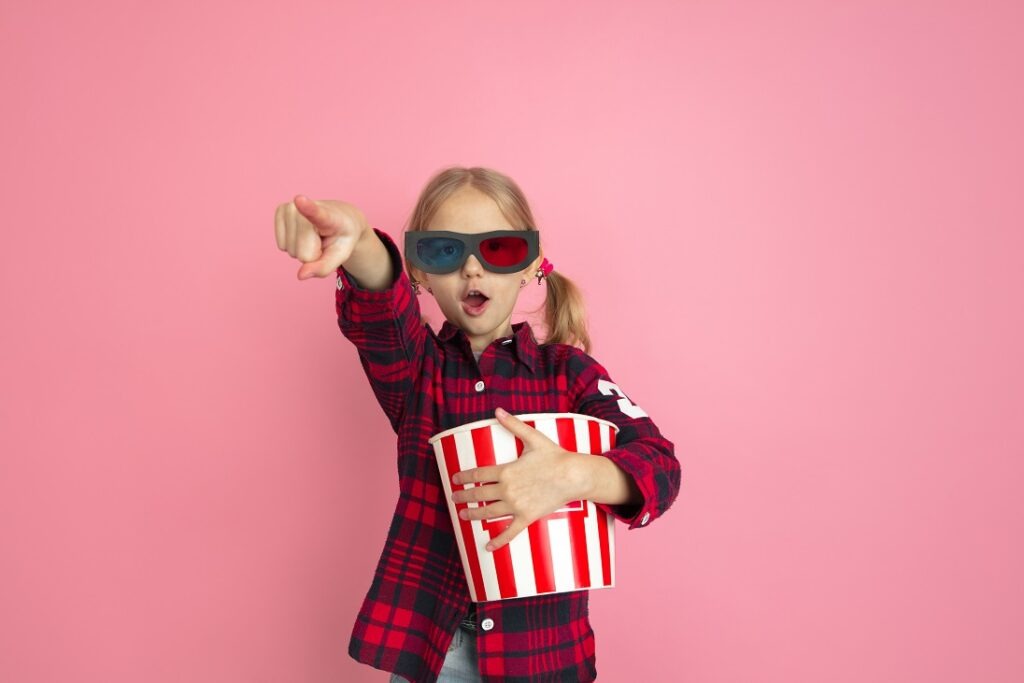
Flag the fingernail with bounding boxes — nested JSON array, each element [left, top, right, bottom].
[[496, 407, 508, 417]]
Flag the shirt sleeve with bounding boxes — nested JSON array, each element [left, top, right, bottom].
[[335, 227, 427, 433], [568, 351, 681, 530]]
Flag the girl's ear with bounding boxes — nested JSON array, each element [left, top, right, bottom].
[[526, 252, 544, 276]]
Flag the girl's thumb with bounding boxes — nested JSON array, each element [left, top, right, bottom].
[[297, 261, 327, 280], [298, 243, 345, 280]]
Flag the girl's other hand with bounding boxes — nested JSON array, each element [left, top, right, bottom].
[[450, 408, 589, 552], [274, 195, 369, 280]]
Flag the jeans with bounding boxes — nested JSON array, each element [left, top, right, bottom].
[[388, 622, 482, 683]]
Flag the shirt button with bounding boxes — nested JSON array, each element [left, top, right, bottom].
[[480, 618, 495, 631], [474, 380, 485, 392], [640, 511, 651, 526]]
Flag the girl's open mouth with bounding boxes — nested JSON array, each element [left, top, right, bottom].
[[462, 292, 489, 316]]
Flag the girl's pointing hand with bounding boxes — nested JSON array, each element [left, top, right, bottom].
[[450, 408, 588, 552], [274, 195, 369, 280]]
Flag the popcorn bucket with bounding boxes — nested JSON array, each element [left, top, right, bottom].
[[429, 412, 620, 602]]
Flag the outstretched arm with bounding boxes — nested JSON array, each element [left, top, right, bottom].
[[335, 227, 428, 433]]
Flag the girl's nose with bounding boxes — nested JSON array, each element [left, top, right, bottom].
[[462, 253, 484, 274]]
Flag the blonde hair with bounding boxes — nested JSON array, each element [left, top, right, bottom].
[[402, 165, 592, 353]]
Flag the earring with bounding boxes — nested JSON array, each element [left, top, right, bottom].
[[536, 257, 554, 285]]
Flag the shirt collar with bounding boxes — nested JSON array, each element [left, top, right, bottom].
[[438, 319, 538, 374]]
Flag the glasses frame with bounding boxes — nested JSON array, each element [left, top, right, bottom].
[[404, 229, 540, 275]]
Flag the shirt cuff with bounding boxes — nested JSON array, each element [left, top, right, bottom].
[[591, 449, 656, 530], [335, 227, 412, 321]]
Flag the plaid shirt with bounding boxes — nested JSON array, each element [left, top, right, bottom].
[[335, 228, 680, 683]]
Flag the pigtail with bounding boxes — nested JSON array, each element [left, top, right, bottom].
[[539, 269, 592, 354]]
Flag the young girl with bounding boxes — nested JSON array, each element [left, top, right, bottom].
[[274, 166, 680, 682]]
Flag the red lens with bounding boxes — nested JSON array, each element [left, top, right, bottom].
[[479, 236, 528, 267]]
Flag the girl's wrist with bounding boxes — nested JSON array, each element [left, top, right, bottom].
[[560, 451, 596, 502], [571, 453, 643, 507]]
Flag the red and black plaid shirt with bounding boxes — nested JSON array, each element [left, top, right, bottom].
[[335, 228, 680, 683]]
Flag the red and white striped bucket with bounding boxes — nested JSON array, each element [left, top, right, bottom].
[[429, 412, 620, 602]]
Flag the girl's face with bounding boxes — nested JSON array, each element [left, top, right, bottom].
[[413, 186, 542, 354]]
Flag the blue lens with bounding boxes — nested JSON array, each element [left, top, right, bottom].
[[417, 237, 465, 269]]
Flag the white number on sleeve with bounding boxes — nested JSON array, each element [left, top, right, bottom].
[[597, 379, 649, 418]]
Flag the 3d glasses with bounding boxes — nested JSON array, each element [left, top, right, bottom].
[[404, 230, 540, 274]]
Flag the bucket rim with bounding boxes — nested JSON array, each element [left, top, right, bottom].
[[428, 412, 620, 445]]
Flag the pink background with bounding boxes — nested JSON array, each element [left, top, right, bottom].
[[2, 1, 1021, 681]]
